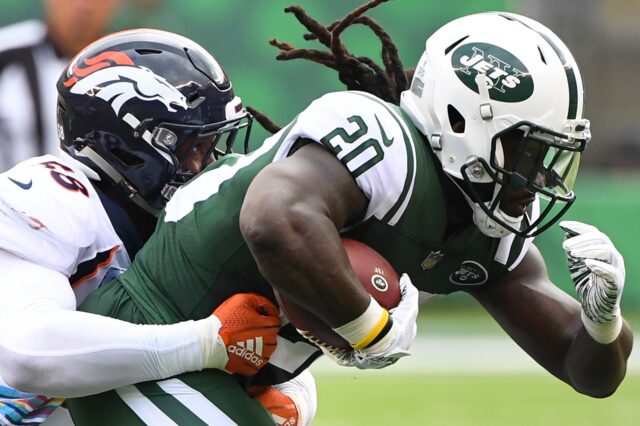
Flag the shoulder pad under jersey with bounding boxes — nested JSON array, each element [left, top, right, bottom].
[[0, 155, 109, 251], [282, 91, 419, 225]]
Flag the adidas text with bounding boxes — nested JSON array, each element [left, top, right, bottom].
[[227, 345, 264, 367]]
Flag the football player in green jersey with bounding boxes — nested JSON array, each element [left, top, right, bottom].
[[251, 0, 631, 392], [69, 1, 632, 425]]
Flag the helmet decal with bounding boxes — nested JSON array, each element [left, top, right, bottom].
[[497, 13, 582, 119], [65, 51, 188, 115], [63, 51, 134, 87], [452, 43, 534, 102]]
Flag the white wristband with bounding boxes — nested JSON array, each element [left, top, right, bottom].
[[581, 311, 623, 344], [333, 296, 389, 349]]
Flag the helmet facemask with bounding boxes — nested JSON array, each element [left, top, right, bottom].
[[148, 112, 253, 199], [460, 120, 590, 237]]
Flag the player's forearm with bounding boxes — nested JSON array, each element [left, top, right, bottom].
[[563, 317, 633, 398], [0, 251, 224, 397], [240, 146, 371, 327], [558, 221, 633, 396], [242, 205, 370, 327], [0, 306, 218, 397]]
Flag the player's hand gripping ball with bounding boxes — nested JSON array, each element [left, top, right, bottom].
[[275, 238, 401, 350]]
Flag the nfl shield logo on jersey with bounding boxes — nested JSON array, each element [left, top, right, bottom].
[[420, 250, 444, 270]]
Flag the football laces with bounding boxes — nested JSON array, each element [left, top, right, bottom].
[[297, 329, 351, 359]]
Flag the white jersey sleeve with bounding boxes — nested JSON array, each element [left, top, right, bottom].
[[0, 157, 223, 399], [273, 91, 417, 225]]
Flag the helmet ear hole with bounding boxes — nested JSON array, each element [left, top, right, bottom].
[[447, 105, 465, 133]]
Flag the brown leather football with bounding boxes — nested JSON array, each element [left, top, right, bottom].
[[276, 238, 401, 349]]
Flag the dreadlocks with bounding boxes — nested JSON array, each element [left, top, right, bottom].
[[252, 0, 412, 134]]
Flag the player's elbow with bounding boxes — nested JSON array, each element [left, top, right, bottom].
[[573, 377, 625, 399], [569, 326, 633, 399], [569, 370, 627, 399], [0, 323, 65, 393], [576, 385, 618, 399], [240, 191, 307, 256], [0, 343, 49, 393]]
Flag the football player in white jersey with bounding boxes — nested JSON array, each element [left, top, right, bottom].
[[243, 0, 631, 396], [0, 29, 287, 425]]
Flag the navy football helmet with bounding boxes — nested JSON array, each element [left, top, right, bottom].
[[57, 29, 252, 215]]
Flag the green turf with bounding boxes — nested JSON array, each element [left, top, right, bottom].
[[312, 372, 639, 426], [416, 293, 640, 338], [308, 298, 639, 425]]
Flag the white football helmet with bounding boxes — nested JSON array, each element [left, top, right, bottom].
[[401, 12, 591, 238]]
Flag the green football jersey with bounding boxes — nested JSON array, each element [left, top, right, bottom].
[[107, 90, 535, 382]]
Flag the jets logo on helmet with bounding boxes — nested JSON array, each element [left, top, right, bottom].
[[65, 51, 188, 115], [452, 43, 534, 102]]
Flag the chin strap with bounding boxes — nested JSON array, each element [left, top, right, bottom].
[[77, 146, 162, 217], [448, 176, 524, 238], [472, 201, 523, 238]]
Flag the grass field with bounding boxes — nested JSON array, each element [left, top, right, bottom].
[[310, 299, 639, 426], [312, 372, 639, 426]]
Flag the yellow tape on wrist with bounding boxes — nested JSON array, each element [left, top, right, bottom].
[[351, 309, 390, 350]]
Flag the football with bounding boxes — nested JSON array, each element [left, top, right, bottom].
[[275, 238, 401, 350]]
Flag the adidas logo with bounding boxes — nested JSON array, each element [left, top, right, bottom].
[[227, 337, 264, 367], [272, 414, 296, 426]]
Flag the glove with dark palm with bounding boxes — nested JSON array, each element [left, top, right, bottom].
[[560, 221, 625, 344]]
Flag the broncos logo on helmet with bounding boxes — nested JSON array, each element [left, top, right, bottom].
[[65, 50, 188, 115], [57, 30, 252, 215]]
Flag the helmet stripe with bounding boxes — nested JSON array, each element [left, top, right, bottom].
[[498, 14, 581, 119], [530, 29, 579, 119]]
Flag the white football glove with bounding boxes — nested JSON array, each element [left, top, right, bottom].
[[310, 274, 419, 369], [560, 221, 625, 344]]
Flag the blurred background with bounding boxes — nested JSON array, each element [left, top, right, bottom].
[[1, 0, 638, 425]]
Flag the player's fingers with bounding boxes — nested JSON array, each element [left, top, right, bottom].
[[564, 243, 614, 263], [241, 293, 280, 318], [398, 274, 418, 299], [584, 259, 621, 284], [256, 300, 280, 319], [392, 274, 419, 314], [215, 293, 280, 324], [562, 231, 611, 252], [559, 220, 599, 237]]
